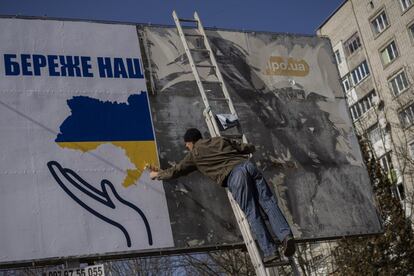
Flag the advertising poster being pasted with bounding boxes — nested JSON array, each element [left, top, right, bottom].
[[142, 25, 382, 243]]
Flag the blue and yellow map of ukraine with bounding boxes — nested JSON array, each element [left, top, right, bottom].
[[55, 91, 158, 187]]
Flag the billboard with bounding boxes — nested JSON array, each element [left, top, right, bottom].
[[0, 17, 382, 266]]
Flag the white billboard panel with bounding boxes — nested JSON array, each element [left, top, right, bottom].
[[0, 18, 174, 264]]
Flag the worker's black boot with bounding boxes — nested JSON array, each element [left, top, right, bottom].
[[281, 235, 296, 257]]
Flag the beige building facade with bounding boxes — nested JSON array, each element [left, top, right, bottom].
[[318, 0, 414, 206]]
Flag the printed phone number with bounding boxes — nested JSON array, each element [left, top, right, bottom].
[[47, 266, 104, 276]]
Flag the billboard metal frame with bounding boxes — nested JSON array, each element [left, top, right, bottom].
[[0, 233, 385, 269]]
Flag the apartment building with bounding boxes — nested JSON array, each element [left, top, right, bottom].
[[317, 0, 414, 204]]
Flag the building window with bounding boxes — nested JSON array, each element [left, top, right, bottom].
[[344, 33, 362, 56], [397, 183, 405, 200], [399, 103, 414, 127], [371, 11, 389, 35], [379, 151, 393, 172], [335, 50, 342, 64], [350, 103, 362, 121], [351, 60, 370, 85], [368, 123, 382, 144], [380, 40, 399, 65], [389, 70, 409, 96], [349, 90, 376, 120], [409, 23, 414, 41], [391, 182, 406, 200], [400, 0, 413, 11], [342, 77, 351, 92]]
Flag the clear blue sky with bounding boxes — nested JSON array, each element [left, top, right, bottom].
[[0, 0, 343, 34]]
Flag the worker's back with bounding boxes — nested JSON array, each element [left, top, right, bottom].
[[191, 137, 254, 186]]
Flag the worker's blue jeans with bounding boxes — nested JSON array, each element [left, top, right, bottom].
[[227, 161, 292, 257]]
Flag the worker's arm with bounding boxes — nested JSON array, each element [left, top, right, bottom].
[[150, 152, 197, 180], [228, 138, 256, 154]]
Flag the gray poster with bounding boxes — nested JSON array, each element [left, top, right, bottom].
[[141, 25, 382, 243]]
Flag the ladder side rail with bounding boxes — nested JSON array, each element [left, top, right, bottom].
[[193, 12, 249, 146], [194, 12, 238, 116], [226, 190, 269, 275], [203, 109, 220, 138], [172, 11, 222, 137]]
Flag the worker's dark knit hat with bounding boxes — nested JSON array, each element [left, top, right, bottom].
[[184, 128, 202, 143]]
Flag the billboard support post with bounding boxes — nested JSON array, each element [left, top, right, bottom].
[[65, 259, 80, 269]]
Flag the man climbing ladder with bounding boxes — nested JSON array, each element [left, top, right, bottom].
[[149, 128, 296, 264]]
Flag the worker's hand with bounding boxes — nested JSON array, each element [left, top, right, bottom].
[[145, 163, 159, 171], [145, 163, 159, 180], [149, 171, 159, 180]]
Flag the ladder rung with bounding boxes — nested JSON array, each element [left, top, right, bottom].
[[202, 80, 221, 84], [196, 64, 215, 68], [208, 97, 228, 101], [190, 48, 210, 53], [221, 134, 243, 139], [184, 33, 203, 37], [178, 18, 198, 23]]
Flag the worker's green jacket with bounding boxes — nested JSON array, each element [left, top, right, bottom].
[[157, 137, 255, 186]]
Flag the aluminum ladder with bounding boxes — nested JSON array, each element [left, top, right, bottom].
[[172, 10, 296, 276]]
